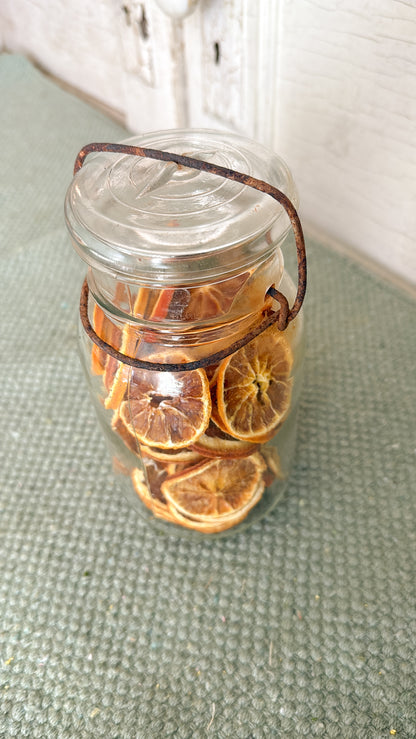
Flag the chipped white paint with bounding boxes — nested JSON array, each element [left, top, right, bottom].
[[184, 0, 247, 131], [184, 0, 281, 141], [118, 1, 184, 131], [0, 0, 181, 129], [271, 0, 416, 288], [0, 0, 127, 113], [119, 1, 155, 87], [1, 0, 415, 285]]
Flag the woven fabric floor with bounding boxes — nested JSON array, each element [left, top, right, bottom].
[[1, 54, 415, 739]]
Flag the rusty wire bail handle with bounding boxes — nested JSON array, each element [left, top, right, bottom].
[[75, 143, 307, 373]]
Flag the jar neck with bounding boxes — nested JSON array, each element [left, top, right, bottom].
[[87, 247, 284, 335]]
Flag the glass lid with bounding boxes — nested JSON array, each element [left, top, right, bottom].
[[65, 129, 298, 285]]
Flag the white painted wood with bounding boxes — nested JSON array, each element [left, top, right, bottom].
[[118, 0, 184, 131], [1, 0, 127, 113], [183, 0, 416, 286], [0, 0, 182, 131], [1, 0, 415, 285], [269, 0, 416, 287], [183, 0, 254, 133], [183, 0, 280, 141], [120, 1, 155, 87]]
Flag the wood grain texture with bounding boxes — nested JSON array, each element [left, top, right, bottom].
[[180, 0, 416, 286], [120, 0, 183, 131], [1, 0, 415, 284], [183, 0, 280, 140], [271, 0, 416, 286], [183, 0, 247, 132]]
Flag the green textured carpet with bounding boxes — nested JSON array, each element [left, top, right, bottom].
[[1, 54, 415, 739]]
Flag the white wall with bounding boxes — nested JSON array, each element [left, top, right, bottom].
[[1, 0, 415, 287]]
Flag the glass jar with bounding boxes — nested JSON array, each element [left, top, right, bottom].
[[65, 129, 306, 538]]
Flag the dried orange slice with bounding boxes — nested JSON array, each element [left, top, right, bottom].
[[119, 355, 211, 449], [191, 421, 259, 459], [261, 446, 284, 486], [91, 305, 122, 376], [91, 304, 107, 375], [112, 412, 139, 454], [213, 325, 293, 442], [132, 462, 167, 503], [161, 453, 265, 521], [104, 286, 181, 408], [205, 363, 221, 388], [91, 282, 129, 375], [210, 411, 284, 445], [105, 362, 131, 410], [140, 443, 202, 466], [131, 466, 178, 523], [113, 401, 205, 461], [166, 480, 265, 533], [131, 465, 252, 532], [180, 272, 250, 322], [103, 355, 120, 393], [103, 285, 156, 410], [131, 467, 154, 509]]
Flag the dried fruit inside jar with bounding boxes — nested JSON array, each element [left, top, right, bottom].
[[91, 280, 294, 533]]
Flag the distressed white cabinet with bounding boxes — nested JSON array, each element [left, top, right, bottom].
[[1, 0, 415, 287]]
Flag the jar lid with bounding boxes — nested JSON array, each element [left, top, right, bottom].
[[65, 129, 297, 285]]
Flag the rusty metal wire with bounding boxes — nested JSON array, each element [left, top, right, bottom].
[[74, 143, 307, 373]]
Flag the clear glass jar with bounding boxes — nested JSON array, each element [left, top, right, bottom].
[[65, 129, 306, 538]]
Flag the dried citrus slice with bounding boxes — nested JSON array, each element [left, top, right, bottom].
[[210, 411, 284, 445], [131, 465, 256, 532], [131, 467, 154, 508], [191, 421, 259, 459], [181, 272, 251, 321], [140, 443, 202, 466], [105, 362, 131, 410], [103, 355, 119, 393], [112, 412, 139, 454], [132, 462, 167, 504], [205, 363, 221, 388], [131, 455, 265, 533], [213, 324, 293, 442], [131, 466, 178, 523], [91, 304, 107, 375], [133, 459, 204, 521], [104, 286, 182, 408], [113, 397, 205, 464], [161, 453, 265, 521], [91, 305, 122, 376], [166, 480, 265, 533], [261, 446, 284, 486], [91, 282, 129, 375], [119, 354, 211, 449], [103, 288, 148, 410]]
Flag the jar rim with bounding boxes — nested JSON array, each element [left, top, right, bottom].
[[65, 128, 298, 285]]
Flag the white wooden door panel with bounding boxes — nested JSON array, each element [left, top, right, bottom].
[[119, 0, 182, 131], [1, 0, 415, 284], [183, 0, 281, 141], [183, 0, 250, 133]]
